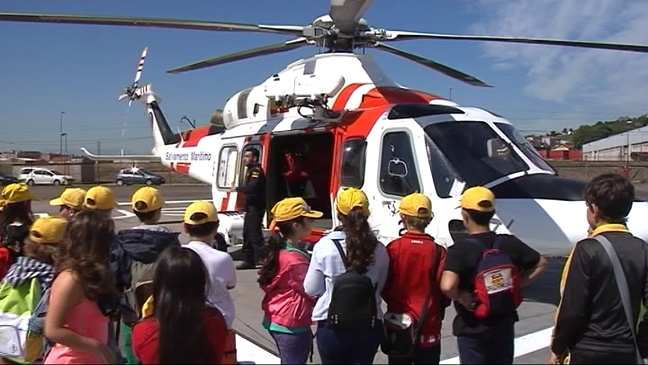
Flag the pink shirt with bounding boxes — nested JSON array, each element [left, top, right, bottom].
[[43, 290, 109, 364], [261, 245, 316, 328]]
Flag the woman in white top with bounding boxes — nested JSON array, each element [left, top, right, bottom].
[[304, 188, 390, 364]]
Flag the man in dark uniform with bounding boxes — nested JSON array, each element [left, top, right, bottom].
[[231, 146, 266, 270]]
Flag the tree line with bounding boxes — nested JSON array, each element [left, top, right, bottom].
[[532, 114, 648, 149]]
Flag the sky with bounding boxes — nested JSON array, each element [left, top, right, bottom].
[[1, 0, 647, 154]]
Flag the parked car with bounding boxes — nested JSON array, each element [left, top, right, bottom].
[[18, 167, 74, 186], [0, 171, 18, 186], [115, 168, 165, 186]]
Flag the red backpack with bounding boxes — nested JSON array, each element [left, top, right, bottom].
[[467, 235, 523, 319]]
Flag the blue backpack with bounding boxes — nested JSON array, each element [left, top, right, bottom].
[[466, 235, 522, 319]]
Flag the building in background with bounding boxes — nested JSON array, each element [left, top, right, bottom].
[[582, 125, 648, 161], [526, 135, 582, 161]]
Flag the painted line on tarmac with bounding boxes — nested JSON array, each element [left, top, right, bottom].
[[236, 334, 280, 364], [439, 326, 553, 364]]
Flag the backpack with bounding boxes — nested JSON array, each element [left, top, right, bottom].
[[124, 260, 155, 321], [326, 239, 378, 331], [468, 235, 523, 319], [0, 277, 49, 363]]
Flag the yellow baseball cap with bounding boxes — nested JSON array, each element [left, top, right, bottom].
[[399, 193, 433, 219], [83, 186, 118, 210], [50, 188, 87, 210], [131, 187, 165, 213], [29, 216, 68, 245], [0, 199, 5, 211], [1, 183, 40, 204], [184, 201, 219, 225], [269, 197, 323, 229], [458, 186, 496, 212], [336, 188, 370, 217]]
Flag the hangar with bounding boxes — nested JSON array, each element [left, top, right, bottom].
[[582, 125, 648, 161]]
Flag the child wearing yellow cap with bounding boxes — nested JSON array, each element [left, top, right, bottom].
[[111, 186, 180, 365], [259, 197, 322, 364], [0, 183, 39, 280], [0, 216, 67, 363], [382, 193, 449, 363], [50, 187, 86, 220], [303, 188, 390, 364], [183, 201, 237, 331], [83, 185, 118, 217]]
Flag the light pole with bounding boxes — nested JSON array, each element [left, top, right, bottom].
[[61, 133, 68, 155], [449, 87, 453, 101], [626, 120, 632, 164], [59, 111, 65, 155]]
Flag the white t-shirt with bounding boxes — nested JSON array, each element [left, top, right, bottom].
[[185, 241, 237, 329]]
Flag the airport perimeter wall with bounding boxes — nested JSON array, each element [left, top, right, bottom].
[[0, 160, 647, 186]]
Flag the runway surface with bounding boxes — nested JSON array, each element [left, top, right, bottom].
[[23, 185, 609, 363]]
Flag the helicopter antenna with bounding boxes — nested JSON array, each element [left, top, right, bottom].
[[180, 115, 196, 129]]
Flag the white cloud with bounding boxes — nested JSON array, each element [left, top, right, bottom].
[[470, 0, 648, 114]]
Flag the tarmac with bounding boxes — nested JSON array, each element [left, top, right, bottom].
[[23, 184, 607, 364]]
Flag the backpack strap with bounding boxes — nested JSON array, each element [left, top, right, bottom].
[[331, 239, 349, 269], [594, 235, 643, 364], [411, 244, 442, 349]]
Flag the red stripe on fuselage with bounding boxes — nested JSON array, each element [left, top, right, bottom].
[[181, 125, 212, 148], [332, 83, 366, 111]]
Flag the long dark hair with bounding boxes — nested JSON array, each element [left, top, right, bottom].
[[257, 217, 304, 286], [0, 201, 34, 240], [154, 245, 215, 364], [55, 209, 116, 302], [338, 207, 378, 274]]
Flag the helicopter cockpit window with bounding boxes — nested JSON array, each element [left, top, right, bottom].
[[424, 121, 529, 187], [341, 138, 367, 188], [496, 123, 555, 173], [424, 134, 465, 198], [379, 131, 420, 197]]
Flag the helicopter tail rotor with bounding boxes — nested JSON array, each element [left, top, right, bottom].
[[118, 46, 148, 105]]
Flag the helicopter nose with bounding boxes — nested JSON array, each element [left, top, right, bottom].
[[490, 174, 648, 256]]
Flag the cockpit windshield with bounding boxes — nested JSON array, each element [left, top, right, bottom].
[[495, 123, 555, 173], [424, 121, 529, 187]]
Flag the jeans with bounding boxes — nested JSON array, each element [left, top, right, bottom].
[[569, 347, 639, 364], [107, 321, 125, 364], [269, 330, 313, 364], [456, 321, 514, 364], [388, 345, 441, 365], [316, 320, 383, 364]]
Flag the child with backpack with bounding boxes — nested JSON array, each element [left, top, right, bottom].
[[381, 193, 449, 365], [110, 186, 180, 364], [0, 183, 38, 280], [43, 210, 119, 364], [0, 216, 67, 364], [304, 188, 390, 364], [259, 197, 322, 364], [440, 186, 547, 364]]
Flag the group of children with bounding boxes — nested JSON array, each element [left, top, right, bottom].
[[0, 178, 566, 365]]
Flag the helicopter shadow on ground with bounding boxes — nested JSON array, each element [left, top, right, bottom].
[[522, 256, 566, 306]]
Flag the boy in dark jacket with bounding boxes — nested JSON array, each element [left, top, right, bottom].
[[110, 187, 180, 364]]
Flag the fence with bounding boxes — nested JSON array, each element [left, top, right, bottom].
[[0, 160, 207, 185]]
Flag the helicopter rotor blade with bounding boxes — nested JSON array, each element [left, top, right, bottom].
[[328, 0, 375, 34], [0, 12, 304, 36], [133, 46, 148, 85], [373, 42, 491, 88], [383, 31, 648, 54], [167, 38, 309, 74]]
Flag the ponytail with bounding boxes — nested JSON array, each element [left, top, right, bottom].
[[257, 217, 304, 286], [340, 207, 377, 274]]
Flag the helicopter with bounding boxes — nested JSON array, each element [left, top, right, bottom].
[[4, 0, 648, 255]]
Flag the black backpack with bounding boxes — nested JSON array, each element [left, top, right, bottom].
[[327, 239, 378, 331]]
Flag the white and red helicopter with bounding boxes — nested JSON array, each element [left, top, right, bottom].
[[4, 0, 648, 255]]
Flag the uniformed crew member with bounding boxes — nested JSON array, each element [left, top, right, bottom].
[[231, 146, 266, 270]]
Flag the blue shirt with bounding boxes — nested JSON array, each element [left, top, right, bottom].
[[303, 230, 390, 322]]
